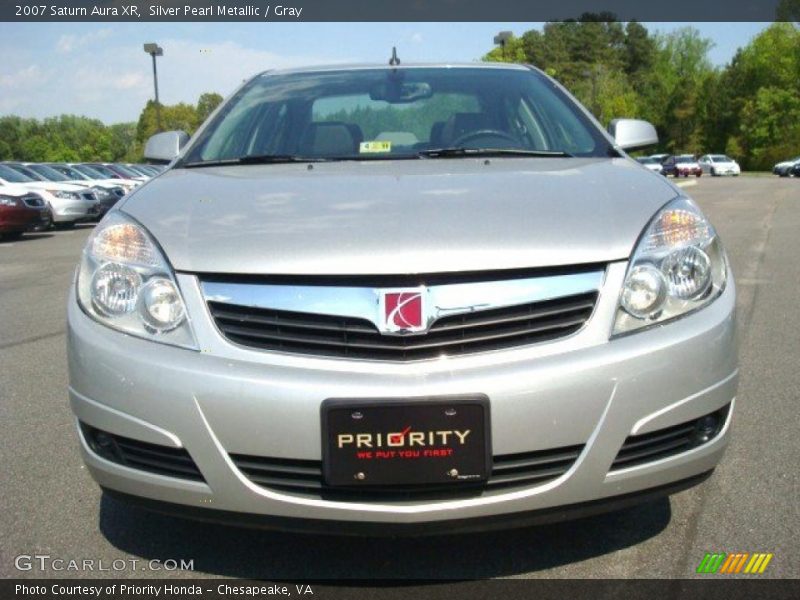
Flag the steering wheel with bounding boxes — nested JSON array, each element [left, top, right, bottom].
[[451, 129, 522, 148]]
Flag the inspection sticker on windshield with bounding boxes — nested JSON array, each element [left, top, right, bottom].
[[359, 141, 392, 153]]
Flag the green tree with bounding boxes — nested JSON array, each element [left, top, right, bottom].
[[197, 92, 224, 123]]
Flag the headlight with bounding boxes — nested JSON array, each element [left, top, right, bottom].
[[49, 190, 80, 200], [76, 211, 198, 349], [0, 195, 19, 206], [613, 197, 728, 335], [92, 186, 110, 199]]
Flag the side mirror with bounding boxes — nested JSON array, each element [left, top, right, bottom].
[[608, 119, 658, 151], [144, 130, 189, 163]]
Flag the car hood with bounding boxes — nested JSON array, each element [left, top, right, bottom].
[[22, 181, 89, 193], [0, 183, 37, 198], [121, 157, 679, 276]]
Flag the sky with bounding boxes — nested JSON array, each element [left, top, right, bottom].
[[0, 22, 771, 124]]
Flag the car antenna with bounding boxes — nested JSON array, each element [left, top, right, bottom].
[[389, 46, 401, 66]]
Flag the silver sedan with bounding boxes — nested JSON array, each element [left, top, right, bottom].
[[68, 63, 736, 534]]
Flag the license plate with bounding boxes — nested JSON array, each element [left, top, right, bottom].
[[321, 396, 490, 487]]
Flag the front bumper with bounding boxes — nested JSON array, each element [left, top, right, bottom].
[[50, 198, 96, 223], [0, 205, 48, 233], [67, 263, 738, 528]]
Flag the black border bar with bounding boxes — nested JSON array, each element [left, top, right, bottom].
[[2, 0, 796, 22]]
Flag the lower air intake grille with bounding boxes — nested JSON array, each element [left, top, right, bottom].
[[209, 291, 597, 361], [611, 404, 731, 470], [230, 444, 583, 501], [80, 423, 204, 482]]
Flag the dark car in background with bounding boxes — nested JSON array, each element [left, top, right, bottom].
[[0, 186, 51, 240], [772, 156, 800, 177], [661, 155, 703, 177]]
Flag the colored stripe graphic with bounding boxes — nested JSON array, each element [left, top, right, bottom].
[[697, 552, 773, 574], [697, 553, 727, 573]]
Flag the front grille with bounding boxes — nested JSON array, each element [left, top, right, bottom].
[[21, 193, 44, 208], [209, 291, 597, 361], [80, 422, 204, 481], [230, 444, 583, 502], [611, 404, 731, 470]]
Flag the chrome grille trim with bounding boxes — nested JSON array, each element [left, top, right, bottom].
[[201, 270, 604, 334], [200, 269, 604, 360]]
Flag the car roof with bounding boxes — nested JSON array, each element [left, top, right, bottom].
[[259, 62, 531, 77]]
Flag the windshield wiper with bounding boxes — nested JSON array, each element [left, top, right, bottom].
[[418, 148, 574, 159], [182, 154, 325, 168]]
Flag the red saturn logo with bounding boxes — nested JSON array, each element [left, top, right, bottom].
[[382, 290, 425, 333]]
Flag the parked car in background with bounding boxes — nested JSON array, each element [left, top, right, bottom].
[[124, 164, 159, 178], [67, 163, 139, 194], [661, 155, 703, 177], [699, 155, 740, 176], [84, 163, 148, 183], [14, 163, 122, 219], [0, 164, 97, 227], [45, 163, 128, 199], [772, 156, 800, 177], [649, 153, 670, 163], [635, 156, 665, 175], [0, 184, 51, 240]]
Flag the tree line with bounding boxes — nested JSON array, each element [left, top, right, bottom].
[[0, 21, 797, 170], [484, 19, 800, 169], [0, 92, 223, 163]]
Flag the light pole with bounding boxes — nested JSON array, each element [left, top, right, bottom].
[[143, 43, 164, 131], [493, 31, 512, 61]]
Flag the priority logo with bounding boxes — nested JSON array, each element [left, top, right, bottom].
[[696, 552, 774, 574], [380, 288, 427, 334], [337, 429, 471, 449]]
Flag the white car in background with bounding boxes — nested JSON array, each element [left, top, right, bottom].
[[699, 155, 741, 176], [67, 164, 140, 193], [29, 163, 127, 200], [0, 163, 98, 227], [635, 156, 665, 174]]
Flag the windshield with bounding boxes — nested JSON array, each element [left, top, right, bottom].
[[50, 165, 89, 180], [710, 155, 731, 162], [637, 157, 657, 164], [28, 164, 70, 181], [83, 164, 118, 178], [181, 67, 610, 165], [0, 164, 35, 183], [107, 164, 140, 178], [73, 164, 107, 179], [675, 156, 696, 164]]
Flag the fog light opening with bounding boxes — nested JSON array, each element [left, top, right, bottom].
[[693, 414, 721, 445]]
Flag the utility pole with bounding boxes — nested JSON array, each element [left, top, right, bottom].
[[493, 31, 513, 62], [143, 43, 164, 131]]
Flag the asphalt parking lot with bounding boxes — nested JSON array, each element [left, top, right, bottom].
[[1, 176, 798, 580]]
